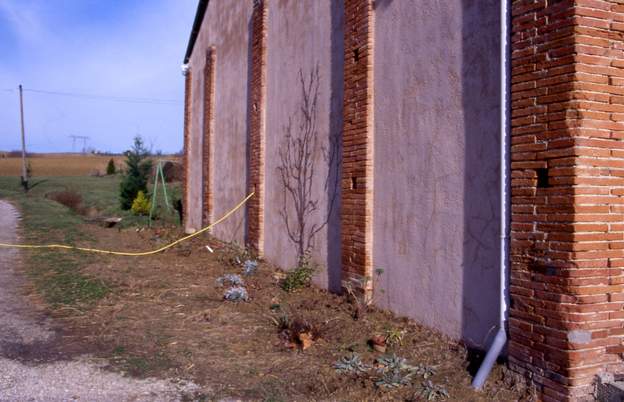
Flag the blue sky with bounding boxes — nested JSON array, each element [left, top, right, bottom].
[[0, 0, 196, 153]]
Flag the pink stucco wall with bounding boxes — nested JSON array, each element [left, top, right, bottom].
[[372, 0, 502, 345], [185, 0, 502, 346], [264, 0, 343, 290], [186, 1, 253, 242]]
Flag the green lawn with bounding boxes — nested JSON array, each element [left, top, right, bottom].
[[0, 175, 182, 229], [0, 175, 181, 307]]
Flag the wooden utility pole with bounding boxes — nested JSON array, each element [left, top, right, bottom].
[[18, 84, 28, 190]]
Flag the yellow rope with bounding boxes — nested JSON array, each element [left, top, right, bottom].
[[0, 192, 254, 256]]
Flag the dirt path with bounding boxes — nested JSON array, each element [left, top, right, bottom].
[[0, 200, 202, 402]]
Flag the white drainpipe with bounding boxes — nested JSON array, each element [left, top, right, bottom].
[[471, 0, 511, 390]]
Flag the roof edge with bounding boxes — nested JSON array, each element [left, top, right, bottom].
[[183, 0, 209, 64]]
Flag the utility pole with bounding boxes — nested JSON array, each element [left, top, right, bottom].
[[18, 84, 28, 191]]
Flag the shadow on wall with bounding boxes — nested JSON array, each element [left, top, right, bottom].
[[461, 0, 503, 359], [244, 0, 343, 292], [327, 0, 344, 292]]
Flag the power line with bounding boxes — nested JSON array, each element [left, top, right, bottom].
[[22, 88, 182, 105]]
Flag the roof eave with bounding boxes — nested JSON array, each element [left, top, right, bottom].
[[183, 0, 209, 65]]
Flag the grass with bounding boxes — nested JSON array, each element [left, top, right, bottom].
[[0, 177, 109, 307], [27, 250, 108, 307], [0, 175, 180, 308], [0, 175, 182, 228]]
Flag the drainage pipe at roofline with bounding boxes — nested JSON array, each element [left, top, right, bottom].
[[471, 0, 511, 390]]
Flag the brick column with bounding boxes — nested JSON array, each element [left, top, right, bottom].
[[183, 69, 192, 230], [246, 0, 268, 255], [202, 47, 216, 227], [509, 1, 624, 400], [341, 0, 374, 294]]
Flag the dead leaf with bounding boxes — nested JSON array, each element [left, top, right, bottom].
[[299, 332, 314, 350]]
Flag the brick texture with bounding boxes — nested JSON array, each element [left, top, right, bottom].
[[510, 1, 624, 400], [341, 0, 374, 293], [183, 69, 192, 230], [202, 47, 216, 227], [246, 0, 268, 255]]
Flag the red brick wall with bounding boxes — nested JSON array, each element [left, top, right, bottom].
[[246, 0, 268, 255], [183, 69, 192, 230], [510, 1, 624, 399], [341, 0, 375, 293], [202, 47, 216, 227]]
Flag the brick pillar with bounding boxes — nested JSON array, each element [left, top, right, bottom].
[[246, 0, 267, 255], [202, 47, 216, 227], [509, 1, 624, 400], [183, 69, 192, 230], [341, 0, 374, 294]]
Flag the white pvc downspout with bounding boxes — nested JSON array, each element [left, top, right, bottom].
[[471, 0, 510, 390]]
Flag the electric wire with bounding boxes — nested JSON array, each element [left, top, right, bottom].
[[21, 88, 182, 105]]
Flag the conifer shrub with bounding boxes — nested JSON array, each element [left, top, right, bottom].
[[119, 136, 152, 210], [106, 158, 116, 175]]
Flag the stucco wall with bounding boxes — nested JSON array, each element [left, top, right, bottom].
[[372, 0, 502, 345], [185, 0, 502, 345], [264, 0, 343, 289], [187, 2, 253, 242]]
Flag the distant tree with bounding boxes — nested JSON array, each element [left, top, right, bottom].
[[106, 158, 116, 175], [119, 136, 152, 210]]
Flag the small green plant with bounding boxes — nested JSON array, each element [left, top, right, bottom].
[[419, 380, 449, 401], [374, 354, 436, 389], [224, 286, 249, 301], [281, 253, 316, 292], [334, 353, 371, 374], [217, 242, 254, 268], [243, 259, 258, 275], [269, 311, 291, 331], [375, 368, 414, 388], [344, 267, 385, 319], [216, 273, 244, 287], [385, 327, 407, 347], [131, 190, 151, 215], [106, 158, 116, 175]]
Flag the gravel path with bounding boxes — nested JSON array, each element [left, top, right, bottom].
[[0, 200, 203, 401]]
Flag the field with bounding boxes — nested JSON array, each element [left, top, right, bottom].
[[0, 176, 531, 401], [0, 153, 180, 177]]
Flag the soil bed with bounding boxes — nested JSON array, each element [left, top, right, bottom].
[[28, 220, 532, 401]]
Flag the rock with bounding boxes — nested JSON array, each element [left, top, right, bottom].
[[102, 217, 122, 228]]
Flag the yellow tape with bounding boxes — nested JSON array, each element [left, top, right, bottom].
[[0, 192, 254, 256]]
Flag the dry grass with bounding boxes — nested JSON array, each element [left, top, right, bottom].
[[34, 223, 532, 402], [0, 154, 180, 177]]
